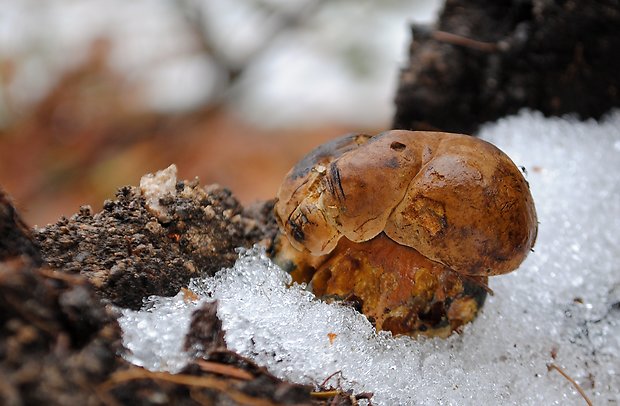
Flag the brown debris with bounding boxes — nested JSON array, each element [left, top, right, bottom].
[[102, 361, 323, 406], [0, 256, 351, 406], [312, 370, 374, 406], [547, 363, 593, 406], [182, 301, 359, 404], [1, 189, 122, 404]]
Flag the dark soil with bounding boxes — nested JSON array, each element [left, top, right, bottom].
[[184, 301, 227, 358], [0, 190, 42, 264], [0, 257, 123, 406], [1, 189, 123, 404], [34, 180, 273, 309], [0, 185, 355, 405], [393, 0, 620, 134]]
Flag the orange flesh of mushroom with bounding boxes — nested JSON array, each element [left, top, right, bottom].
[[273, 130, 537, 337], [310, 233, 487, 337]]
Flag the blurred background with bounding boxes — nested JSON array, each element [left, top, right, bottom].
[[0, 0, 442, 226]]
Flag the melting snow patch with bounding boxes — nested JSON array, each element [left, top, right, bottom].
[[119, 293, 201, 372], [120, 110, 620, 405]]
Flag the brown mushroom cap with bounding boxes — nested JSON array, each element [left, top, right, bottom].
[[275, 130, 537, 277]]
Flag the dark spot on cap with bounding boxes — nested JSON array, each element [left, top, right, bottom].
[[385, 156, 400, 169], [289, 133, 372, 180], [288, 219, 305, 242], [390, 141, 407, 151]]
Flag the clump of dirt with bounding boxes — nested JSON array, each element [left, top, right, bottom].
[[0, 257, 124, 405], [35, 171, 274, 309], [0, 190, 42, 264], [184, 301, 228, 358], [1, 188, 121, 404]]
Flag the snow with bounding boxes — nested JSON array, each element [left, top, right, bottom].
[[119, 110, 620, 405], [120, 294, 201, 371]]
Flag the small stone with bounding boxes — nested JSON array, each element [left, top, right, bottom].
[[139, 164, 178, 223]]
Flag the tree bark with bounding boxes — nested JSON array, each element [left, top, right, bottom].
[[393, 0, 620, 134]]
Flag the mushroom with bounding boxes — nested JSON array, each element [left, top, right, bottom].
[[273, 130, 537, 337]]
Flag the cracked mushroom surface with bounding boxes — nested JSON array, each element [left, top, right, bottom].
[[273, 130, 537, 337]]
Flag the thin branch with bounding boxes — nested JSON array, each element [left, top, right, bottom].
[[432, 30, 498, 52], [195, 359, 254, 381], [547, 363, 593, 406], [176, 0, 329, 87]]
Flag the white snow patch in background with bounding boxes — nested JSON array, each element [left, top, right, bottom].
[[120, 110, 620, 405], [0, 0, 443, 127], [140, 54, 223, 113], [232, 0, 442, 128]]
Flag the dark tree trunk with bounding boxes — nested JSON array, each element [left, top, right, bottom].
[[393, 0, 620, 134]]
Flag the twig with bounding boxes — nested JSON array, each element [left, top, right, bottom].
[[314, 370, 373, 404], [195, 359, 254, 381], [432, 30, 498, 53], [547, 363, 593, 406], [356, 392, 374, 405], [310, 390, 342, 398], [38, 268, 85, 284], [320, 370, 342, 388], [176, 0, 328, 84]]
